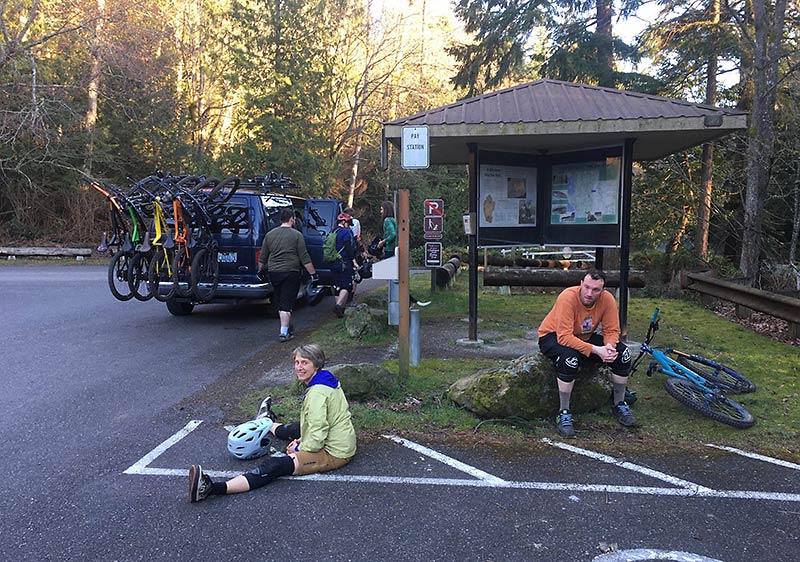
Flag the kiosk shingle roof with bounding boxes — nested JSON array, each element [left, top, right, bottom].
[[383, 79, 747, 162]]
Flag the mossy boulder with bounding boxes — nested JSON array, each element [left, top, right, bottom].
[[448, 353, 612, 420], [328, 362, 400, 401], [344, 303, 389, 339]]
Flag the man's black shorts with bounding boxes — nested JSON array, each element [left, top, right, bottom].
[[269, 270, 301, 313]]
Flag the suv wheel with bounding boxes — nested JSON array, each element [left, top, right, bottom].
[[166, 299, 194, 316]]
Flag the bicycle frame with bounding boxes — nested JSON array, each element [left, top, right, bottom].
[[630, 307, 755, 428], [639, 343, 722, 395], [632, 308, 725, 395]]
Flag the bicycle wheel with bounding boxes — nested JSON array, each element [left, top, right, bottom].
[[128, 252, 153, 301], [108, 252, 134, 301], [190, 247, 219, 302], [208, 175, 239, 204], [189, 176, 219, 196], [663, 378, 755, 429], [675, 356, 756, 394], [171, 248, 193, 298], [148, 247, 175, 302]]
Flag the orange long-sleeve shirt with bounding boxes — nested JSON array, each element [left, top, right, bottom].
[[537, 286, 621, 356]]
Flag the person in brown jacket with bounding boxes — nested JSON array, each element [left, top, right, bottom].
[[537, 269, 636, 438]]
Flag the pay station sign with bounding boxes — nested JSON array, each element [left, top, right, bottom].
[[401, 126, 429, 169], [424, 241, 443, 268]]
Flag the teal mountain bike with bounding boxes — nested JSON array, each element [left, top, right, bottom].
[[630, 308, 756, 429]]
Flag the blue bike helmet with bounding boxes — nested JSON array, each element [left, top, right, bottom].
[[227, 418, 273, 460]]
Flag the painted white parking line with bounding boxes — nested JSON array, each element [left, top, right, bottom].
[[383, 434, 506, 484], [297, 474, 800, 501], [543, 438, 714, 493], [123, 420, 203, 475], [122, 421, 800, 502], [707, 444, 800, 471], [592, 549, 723, 562]]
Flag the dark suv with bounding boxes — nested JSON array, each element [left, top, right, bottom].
[[164, 178, 342, 315]]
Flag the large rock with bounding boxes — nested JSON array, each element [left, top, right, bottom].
[[448, 353, 612, 420], [328, 363, 400, 401], [344, 303, 389, 339]]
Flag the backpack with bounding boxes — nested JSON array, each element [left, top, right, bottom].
[[323, 227, 343, 263]]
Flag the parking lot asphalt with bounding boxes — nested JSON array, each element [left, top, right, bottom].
[[124, 415, 800, 562], [2, 265, 797, 562]]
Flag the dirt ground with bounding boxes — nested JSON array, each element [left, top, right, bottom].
[[712, 301, 799, 346]]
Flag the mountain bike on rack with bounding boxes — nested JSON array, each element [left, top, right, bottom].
[[88, 179, 148, 302], [146, 194, 177, 302], [124, 175, 170, 301], [630, 308, 756, 429]]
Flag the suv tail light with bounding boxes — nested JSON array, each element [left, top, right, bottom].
[[255, 248, 261, 265]]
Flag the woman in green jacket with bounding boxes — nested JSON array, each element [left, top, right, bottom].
[[377, 201, 397, 259], [189, 344, 356, 502]]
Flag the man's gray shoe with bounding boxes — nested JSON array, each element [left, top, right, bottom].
[[279, 333, 293, 343], [189, 464, 213, 503], [612, 402, 637, 427], [256, 396, 276, 421], [555, 409, 575, 438]]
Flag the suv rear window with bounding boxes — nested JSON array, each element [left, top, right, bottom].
[[216, 200, 250, 235]]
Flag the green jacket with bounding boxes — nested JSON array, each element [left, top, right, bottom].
[[383, 217, 397, 257], [300, 372, 357, 459]]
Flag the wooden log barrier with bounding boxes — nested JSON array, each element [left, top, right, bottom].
[[0, 246, 92, 258], [484, 255, 593, 269], [435, 256, 462, 287], [483, 267, 645, 288]]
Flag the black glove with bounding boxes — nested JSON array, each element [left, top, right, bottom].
[[310, 273, 319, 283], [257, 268, 269, 282]]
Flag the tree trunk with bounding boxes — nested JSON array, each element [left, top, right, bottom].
[[669, 204, 691, 255], [739, 0, 788, 283], [791, 162, 800, 264], [696, 0, 720, 260], [84, 0, 105, 175], [595, 0, 614, 87]]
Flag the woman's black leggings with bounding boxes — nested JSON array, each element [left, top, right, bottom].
[[274, 422, 300, 441], [243, 421, 301, 490]]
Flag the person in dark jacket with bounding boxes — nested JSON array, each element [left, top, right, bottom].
[[332, 213, 358, 318]]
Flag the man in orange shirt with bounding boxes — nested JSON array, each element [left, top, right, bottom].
[[537, 270, 636, 438]]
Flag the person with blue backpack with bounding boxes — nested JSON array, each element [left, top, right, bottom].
[[328, 213, 358, 318], [188, 344, 356, 502]]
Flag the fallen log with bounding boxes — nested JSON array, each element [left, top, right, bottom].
[[0, 246, 92, 257], [435, 256, 462, 287], [483, 267, 645, 288], [484, 254, 593, 269]]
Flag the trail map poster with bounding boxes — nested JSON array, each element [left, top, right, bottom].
[[478, 164, 537, 227], [550, 157, 620, 225]]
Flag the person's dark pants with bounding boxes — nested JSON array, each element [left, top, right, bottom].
[[538, 332, 631, 383], [269, 270, 301, 313], [331, 260, 354, 293]]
